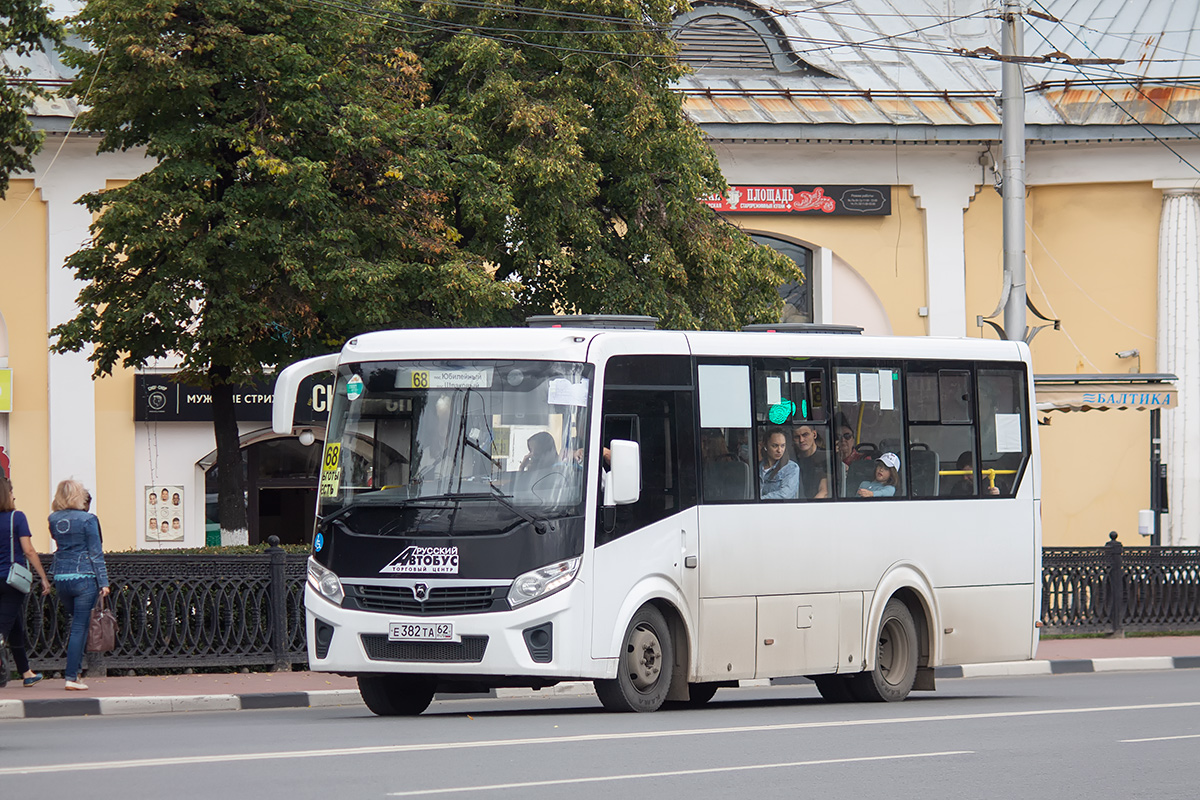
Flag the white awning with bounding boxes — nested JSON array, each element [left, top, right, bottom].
[[1035, 374, 1178, 414]]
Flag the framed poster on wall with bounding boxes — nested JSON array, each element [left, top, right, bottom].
[[146, 485, 184, 543]]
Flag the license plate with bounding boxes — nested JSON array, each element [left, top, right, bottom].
[[388, 621, 455, 642]]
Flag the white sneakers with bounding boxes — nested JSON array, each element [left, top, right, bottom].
[[64, 679, 89, 691]]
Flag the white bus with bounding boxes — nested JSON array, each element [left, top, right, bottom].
[[272, 317, 1040, 715]]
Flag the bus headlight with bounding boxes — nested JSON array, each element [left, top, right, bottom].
[[507, 557, 581, 608], [308, 557, 344, 606]]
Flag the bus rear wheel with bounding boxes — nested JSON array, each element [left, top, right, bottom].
[[850, 598, 919, 702], [357, 674, 437, 716], [595, 605, 674, 712]]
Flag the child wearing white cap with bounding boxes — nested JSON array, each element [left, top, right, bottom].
[[857, 452, 900, 498]]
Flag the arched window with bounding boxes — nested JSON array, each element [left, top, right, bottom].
[[672, 2, 831, 76], [751, 234, 813, 323]]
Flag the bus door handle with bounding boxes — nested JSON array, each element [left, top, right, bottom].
[[685, 555, 697, 569]]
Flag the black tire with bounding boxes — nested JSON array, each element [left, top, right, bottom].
[[849, 598, 919, 702], [595, 604, 674, 712], [665, 682, 720, 709], [812, 674, 855, 703], [357, 674, 437, 716]]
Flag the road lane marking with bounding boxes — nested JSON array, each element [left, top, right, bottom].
[[2, 700, 1199, 776], [1121, 734, 1200, 743], [385, 751, 974, 796]]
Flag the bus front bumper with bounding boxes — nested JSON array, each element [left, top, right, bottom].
[[304, 582, 589, 680]]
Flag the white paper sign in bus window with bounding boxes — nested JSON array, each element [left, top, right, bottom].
[[995, 413, 1022, 452], [766, 376, 782, 406], [698, 365, 752, 428], [548, 378, 589, 407], [860, 372, 881, 404], [836, 372, 858, 403], [879, 369, 895, 410]]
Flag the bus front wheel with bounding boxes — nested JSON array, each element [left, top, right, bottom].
[[850, 598, 919, 702], [357, 674, 437, 716], [812, 675, 855, 703], [595, 604, 674, 712]]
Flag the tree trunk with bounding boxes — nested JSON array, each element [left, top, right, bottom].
[[210, 374, 249, 546]]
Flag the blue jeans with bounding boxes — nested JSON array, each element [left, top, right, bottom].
[[55, 578, 98, 681], [0, 582, 31, 675]]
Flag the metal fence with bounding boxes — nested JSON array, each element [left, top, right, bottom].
[[25, 542, 307, 674], [1042, 533, 1200, 635], [13, 534, 1200, 674]]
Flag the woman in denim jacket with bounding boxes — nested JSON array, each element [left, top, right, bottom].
[[48, 479, 109, 691]]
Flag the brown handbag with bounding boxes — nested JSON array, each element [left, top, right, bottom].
[[86, 594, 117, 653]]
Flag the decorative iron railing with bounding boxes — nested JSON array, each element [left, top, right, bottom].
[[25, 541, 307, 674], [12, 535, 1200, 675], [1042, 533, 1200, 635]]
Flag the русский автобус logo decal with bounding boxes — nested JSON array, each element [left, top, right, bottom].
[[380, 546, 459, 575]]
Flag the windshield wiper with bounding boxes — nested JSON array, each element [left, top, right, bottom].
[[318, 496, 451, 526], [438, 489, 549, 535]]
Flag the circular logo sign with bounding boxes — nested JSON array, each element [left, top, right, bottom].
[[768, 400, 796, 425], [345, 375, 364, 401], [314, 533, 324, 552]]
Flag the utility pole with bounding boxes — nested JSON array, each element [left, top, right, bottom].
[[1001, 0, 1027, 342]]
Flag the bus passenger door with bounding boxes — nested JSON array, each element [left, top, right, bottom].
[[589, 355, 698, 661]]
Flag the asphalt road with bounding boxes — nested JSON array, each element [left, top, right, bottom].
[[2, 671, 1198, 799]]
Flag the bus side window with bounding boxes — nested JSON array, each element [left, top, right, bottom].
[[835, 364, 906, 498], [978, 368, 1030, 497], [906, 367, 976, 499]]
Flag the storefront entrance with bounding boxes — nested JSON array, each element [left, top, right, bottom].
[[205, 436, 322, 547]]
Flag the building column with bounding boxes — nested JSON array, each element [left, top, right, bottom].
[[34, 164, 105, 503], [911, 178, 975, 338], [1155, 187, 1200, 546]]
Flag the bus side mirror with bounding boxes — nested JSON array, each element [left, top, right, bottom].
[[604, 439, 640, 506]]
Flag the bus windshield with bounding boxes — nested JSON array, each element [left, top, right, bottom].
[[319, 360, 593, 525]]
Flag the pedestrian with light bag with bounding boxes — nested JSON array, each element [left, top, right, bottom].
[[0, 476, 51, 688], [48, 479, 109, 691]]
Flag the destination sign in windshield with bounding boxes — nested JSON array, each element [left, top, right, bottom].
[[393, 368, 494, 390]]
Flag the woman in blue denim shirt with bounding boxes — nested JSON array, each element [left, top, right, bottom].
[[48, 479, 109, 691]]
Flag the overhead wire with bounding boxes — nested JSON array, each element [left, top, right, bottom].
[[1028, 0, 1200, 141], [1021, 15, 1200, 175]]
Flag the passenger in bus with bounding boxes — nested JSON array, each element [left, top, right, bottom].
[[835, 414, 867, 470], [729, 429, 751, 464], [759, 428, 801, 500], [857, 452, 899, 498], [521, 431, 558, 472], [791, 424, 830, 499], [702, 430, 735, 464], [949, 451, 999, 497]]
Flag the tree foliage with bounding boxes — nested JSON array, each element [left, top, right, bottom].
[[52, 0, 514, 383], [405, 0, 798, 329], [50, 0, 514, 535], [0, 0, 62, 197]]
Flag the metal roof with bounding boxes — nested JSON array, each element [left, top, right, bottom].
[[674, 0, 1200, 137], [9, 0, 1200, 138]]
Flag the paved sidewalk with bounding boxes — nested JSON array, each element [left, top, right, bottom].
[[2, 635, 1197, 721]]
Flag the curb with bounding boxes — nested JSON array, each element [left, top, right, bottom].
[[1, 657, 1196, 720], [930, 654, 1200, 680]]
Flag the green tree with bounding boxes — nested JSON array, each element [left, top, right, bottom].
[[50, 0, 515, 542], [0, 0, 62, 197], [406, 0, 798, 329]]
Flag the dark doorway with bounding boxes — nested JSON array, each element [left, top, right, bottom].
[[256, 486, 317, 547], [205, 436, 322, 546]]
